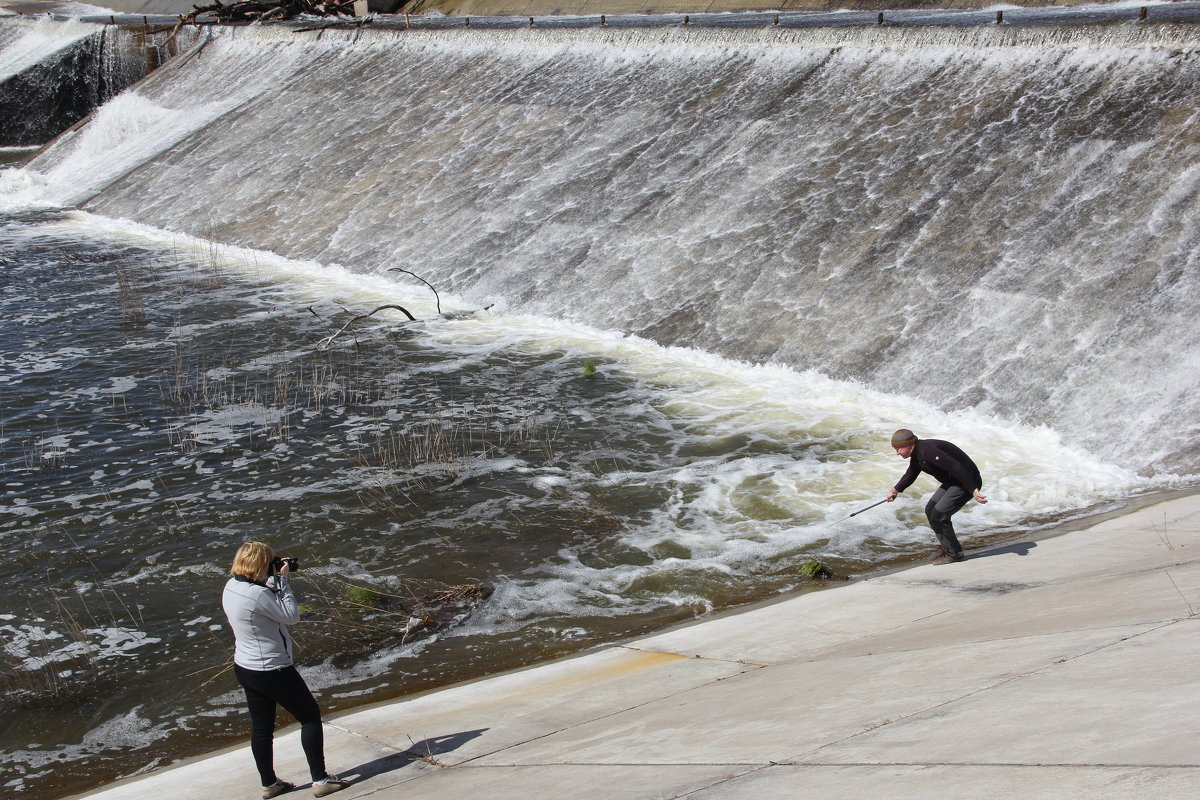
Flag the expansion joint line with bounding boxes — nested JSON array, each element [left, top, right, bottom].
[[673, 762, 776, 798], [458, 760, 764, 767], [321, 722, 413, 754], [621, 644, 769, 669], [768, 760, 1200, 770], [451, 659, 767, 768], [792, 617, 1187, 761], [323, 645, 765, 773]]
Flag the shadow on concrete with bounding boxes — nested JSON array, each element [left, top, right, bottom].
[[969, 541, 1038, 560], [342, 728, 488, 784]]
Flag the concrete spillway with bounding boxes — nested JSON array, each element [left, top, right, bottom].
[[13, 17, 1200, 472]]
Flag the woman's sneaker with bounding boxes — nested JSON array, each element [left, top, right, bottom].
[[262, 780, 295, 799], [312, 775, 348, 798]]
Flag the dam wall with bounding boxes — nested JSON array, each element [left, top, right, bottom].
[[12, 17, 1200, 473]]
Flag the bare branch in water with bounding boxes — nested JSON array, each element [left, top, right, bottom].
[[388, 268, 443, 315], [316, 305, 416, 350], [303, 306, 333, 334]]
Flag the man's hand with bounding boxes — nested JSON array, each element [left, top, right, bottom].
[[973, 489, 988, 504], [885, 487, 899, 502]]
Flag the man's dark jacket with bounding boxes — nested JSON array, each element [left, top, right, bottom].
[[894, 439, 982, 495]]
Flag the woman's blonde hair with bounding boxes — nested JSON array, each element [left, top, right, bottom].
[[231, 541, 273, 581]]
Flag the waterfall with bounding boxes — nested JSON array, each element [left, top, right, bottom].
[[0, 16, 192, 146], [16, 20, 1200, 473]]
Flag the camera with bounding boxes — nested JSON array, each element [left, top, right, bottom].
[[271, 556, 299, 573]]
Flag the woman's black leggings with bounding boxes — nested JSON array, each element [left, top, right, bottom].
[[234, 664, 326, 785]]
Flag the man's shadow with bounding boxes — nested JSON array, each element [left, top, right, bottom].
[[339, 728, 489, 785], [969, 541, 1037, 560]]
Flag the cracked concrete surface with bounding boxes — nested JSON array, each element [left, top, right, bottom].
[[76, 494, 1200, 799]]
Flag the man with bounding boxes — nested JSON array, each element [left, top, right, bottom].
[[885, 428, 987, 564]]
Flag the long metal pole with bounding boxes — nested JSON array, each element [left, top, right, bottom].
[[844, 498, 888, 520]]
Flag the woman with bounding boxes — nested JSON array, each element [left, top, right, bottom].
[[223, 541, 346, 799]]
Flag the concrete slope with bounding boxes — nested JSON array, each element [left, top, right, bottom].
[[80, 494, 1200, 799]]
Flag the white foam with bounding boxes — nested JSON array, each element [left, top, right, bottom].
[[12, 208, 1182, 636], [42, 211, 1174, 506], [1, 621, 159, 669], [36, 211, 466, 318], [54, 4, 122, 17], [80, 706, 166, 750], [34, 93, 245, 208]]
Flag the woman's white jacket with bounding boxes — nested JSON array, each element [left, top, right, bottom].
[[222, 575, 300, 671]]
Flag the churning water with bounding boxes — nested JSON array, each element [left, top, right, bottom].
[[1, 11, 1198, 800]]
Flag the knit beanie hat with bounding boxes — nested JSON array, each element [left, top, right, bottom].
[[890, 429, 918, 448]]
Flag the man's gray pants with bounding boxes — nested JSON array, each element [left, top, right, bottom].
[[925, 485, 971, 558]]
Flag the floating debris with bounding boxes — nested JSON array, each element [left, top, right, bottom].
[[294, 578, 492, 666], [182, 0, 363, 25]]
